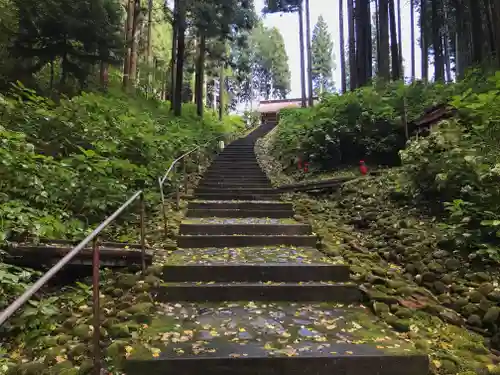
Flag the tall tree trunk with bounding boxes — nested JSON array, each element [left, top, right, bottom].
[[298, 5, 307, 106], [483, 0, 496, 59], [100, 60, 109, 90], [444, 37, 452, 81], [397, 0, 403, 75], [347, 0, 357, 89], [169, 0, 178, 108], [355, 0, 364, 85], [375, 0, 380, 74], [454, 0, 470, 77], [146, 0, 153, 96], [173, 0, 186, 116], [219, 63, 225, 120], [365, 0, 373, 81], [469, 0, 483, 65], [442, 3, 452, 82], [410, 0, 415, 80], [356, 0, 371, 86], [492, 0, 500, 67], [420, 0, 428, 81], [339, 0, 347, 93], [389, 0, 400, 80], [431, 0, 444, 80], [129, 0, 142, 87], [195, 33, 206, 117], [379, 0, 390, 80], [123, 0, 135, 90], [305, 0, 314, 105]]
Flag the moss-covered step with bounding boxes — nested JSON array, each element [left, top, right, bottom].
[[206, 160, 261, 166], [187, 201, 291, 211], [178, 223, 312, 236], [186, 209, 294, 218], [177, 235, 317, 248], [198, 181, 272, 188], [193, 193, 279, 201], [161, 263, 350, 283], [166, 246, 342, 265], [195, 187, 277, 195], [124, 302, 428, 375], [200, 174, 270, 182], [199, 179, 271, 186], [182, 218, 297, 225], [152, 281, 360, 302]]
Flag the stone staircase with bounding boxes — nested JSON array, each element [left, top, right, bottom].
[[124, 126, 429, 374]]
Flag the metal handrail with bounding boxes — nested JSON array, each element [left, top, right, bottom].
[[0, 190, 146, 374], [157, 131, 242, 236], [0, 127, 246, 374]]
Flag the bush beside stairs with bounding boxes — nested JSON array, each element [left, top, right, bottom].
[[123, 122, 429, 375]]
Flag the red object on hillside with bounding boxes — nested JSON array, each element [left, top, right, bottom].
[[303, 162, 309, 173], [359, 160, 368, 175]]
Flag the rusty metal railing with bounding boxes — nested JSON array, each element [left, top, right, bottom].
[[158, 131, 243, 237], [0, 127, 249, 374], [0, 191, 146, 374]]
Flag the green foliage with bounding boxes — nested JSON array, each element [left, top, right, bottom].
[[311, 15, 335, 94], [400, 72, 500, 261], [234, 22, 291, 102], [271, 80, 454, 170], [5, 0, 123, 90], [0, 84, 243, 243]]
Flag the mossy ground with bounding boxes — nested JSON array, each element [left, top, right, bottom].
[[255, 132, 500, 375]]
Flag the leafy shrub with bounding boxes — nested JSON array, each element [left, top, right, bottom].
[[271, 80, 455, 171], [400, 72, 500, 261], [0, 84, 244, 243]]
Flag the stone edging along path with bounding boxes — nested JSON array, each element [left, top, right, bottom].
[[255, 133, 500, 375]]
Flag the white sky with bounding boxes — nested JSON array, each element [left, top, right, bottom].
[[256, 0, 424, 98]]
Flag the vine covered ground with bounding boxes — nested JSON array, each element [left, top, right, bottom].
[[257, 71, 500, 375]]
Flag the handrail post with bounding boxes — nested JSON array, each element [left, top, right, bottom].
[[159, 177, 168, 239], [91, 237, 101, 375], [183, 156, 188, 193], [140, 192, 146, 273], [176, 183, 180, 211]]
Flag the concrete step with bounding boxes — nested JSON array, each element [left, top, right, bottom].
[[204, 169, 265, 175], [207, 164, 262, 169], [161, 263, 350, 282], [194, 193, 279, 201], [198, 182, 272, 188], [126, 350, 428, 375], [195, 187, 276, 195], [152, 282, 361, 302], [216, 155, 256, 159], [203, 169, 267, 175], [124, 302, 429, 375], [202, 176, 267, 181], [187, 201, 292, 211], [177, 234, 317, 248], [199, 181, 272, 187], [215, 157, 256, 161], [179, 223, 311, 236], [186, 209, 293, 218], [208, 166, 261, 171]]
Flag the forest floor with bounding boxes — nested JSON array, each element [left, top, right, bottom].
[[255, 133, 500, 375]]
